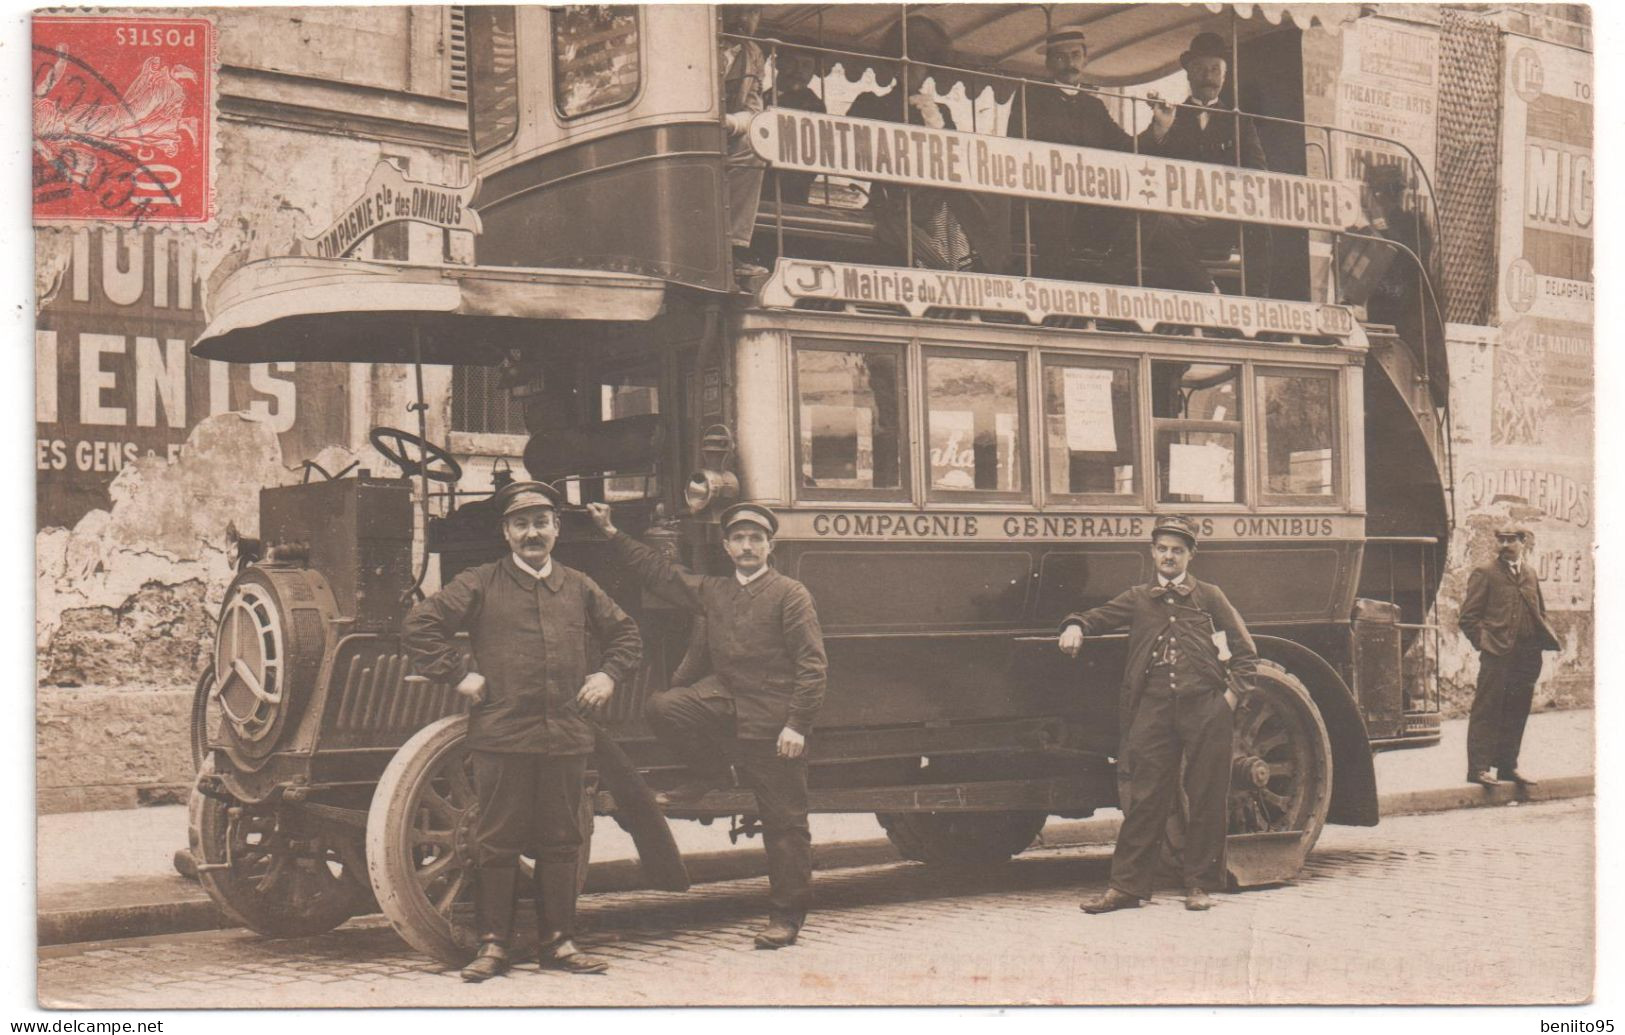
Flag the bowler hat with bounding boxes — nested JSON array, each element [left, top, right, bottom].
[[720, 501, 779, 537], [494, 480, 563, 519], [1181, 31, 1229, 67], [1151, 515, 1200, 548]]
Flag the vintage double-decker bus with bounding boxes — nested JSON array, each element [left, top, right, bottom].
[[189, 3, 1451, 964]]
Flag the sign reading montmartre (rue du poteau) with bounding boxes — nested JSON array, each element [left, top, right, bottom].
[[761, 259, 1359, 339], [750, 108, 1364, 234]]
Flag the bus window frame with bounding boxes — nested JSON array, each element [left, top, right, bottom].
[[1253, 364, 1345, 509], [467, 4, 520, 157], [920, 343, 1032, 506], [790, 336, 914, 505], [1149, 358, 1247, 511], [1038, 352, 1141, 508], [549, 5, 646, 124]]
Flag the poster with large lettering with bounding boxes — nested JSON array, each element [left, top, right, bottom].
[[1485, 36, 1593, 611], [36, 227, 349, 528]]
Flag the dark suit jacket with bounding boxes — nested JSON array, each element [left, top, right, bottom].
[[1458, 560, 1561, 656], [1152, 99, 1268, 170], [1060, 575, 1259, 720], [610, 532, 827, 737], [1018, 84, 1137, 151]]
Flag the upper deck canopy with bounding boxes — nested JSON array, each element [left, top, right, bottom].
[[192, 257, 667, 365], [759, 3, 1363, 88]]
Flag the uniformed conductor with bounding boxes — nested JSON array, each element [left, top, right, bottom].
[[1458, 519, 1560, 788], [587, 501, 827, 949], [404, 481, 642, 981], [1058, 515, 1258, 912]]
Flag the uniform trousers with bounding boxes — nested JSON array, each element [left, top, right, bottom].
[[469, 751, 587, 943], [645, 686, 812, 920], [1110, 675, 1234, 898], [1466, 645, 1544, 779]]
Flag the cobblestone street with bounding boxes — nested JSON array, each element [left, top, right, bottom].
[[39, 799, 1592, 1007]]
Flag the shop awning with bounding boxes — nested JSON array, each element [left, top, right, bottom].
[[192, 257, 668, 365], [760, 3, 1365, 90]]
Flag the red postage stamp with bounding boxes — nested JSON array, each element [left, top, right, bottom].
[[32, 15, 215, 226]]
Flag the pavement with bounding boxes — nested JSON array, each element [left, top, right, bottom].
[[39, 799, 1594, 1006], [36, 707, 1593, 948]]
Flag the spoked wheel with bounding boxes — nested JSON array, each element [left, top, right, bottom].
[[877, 811, 1049, 867], [366, 716, 594, 966], [189, 662, 218, 775], [1157, 661, 1333, 887], [187, 761, 370, 937]]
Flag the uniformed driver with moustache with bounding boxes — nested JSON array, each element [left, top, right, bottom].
[[1058, 515, 1258, 913], [587, 500, 827, 950], [404, 481, 641, 982]]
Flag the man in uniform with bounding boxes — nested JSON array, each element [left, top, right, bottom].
[[1458, 518, 1561, 787], [1057, 515, 1257, 912], [586, 500, 827, 949], [404, 481, 642, 981]]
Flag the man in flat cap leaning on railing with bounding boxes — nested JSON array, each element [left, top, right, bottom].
[[404, 480, 642, 982], [1058, 515, 1257, 913], [588, 500, 827, 950]]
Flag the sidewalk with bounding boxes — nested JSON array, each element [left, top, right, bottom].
[[37, 708, 1593, 946]]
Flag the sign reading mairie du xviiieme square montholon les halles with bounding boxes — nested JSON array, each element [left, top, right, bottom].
[[750, 108, 1363, 233]]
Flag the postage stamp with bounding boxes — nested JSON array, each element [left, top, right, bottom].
[[32, 15, 216, 226]]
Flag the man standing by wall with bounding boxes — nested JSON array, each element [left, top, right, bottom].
[[1458, 520, 1561, 787], [587, 501, 827, 949], [1057, 516, 1257, 912], [404, 481, 642, 981]]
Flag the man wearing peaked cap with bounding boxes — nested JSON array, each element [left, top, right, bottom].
[[404, 478, 641, 980], [1058, 514, 1258, 914], [588, 499, 826, 950], [1457, 513, 1561, 788]]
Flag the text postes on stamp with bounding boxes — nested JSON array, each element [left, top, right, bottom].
[[33, 16, 215, 227]]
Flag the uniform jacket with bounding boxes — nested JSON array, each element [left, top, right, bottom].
[[1060, 575, 1259, 719], [1151, 99, 1268, 170], [610, 533, 827, 738], [403, 556, 642, 754], [1458, 559, 1561, 657]]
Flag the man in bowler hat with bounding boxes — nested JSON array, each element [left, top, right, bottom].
[[587, 500, 827, 949], [404, 481, 642, 980], [1458, 517, 1561, 787], [1058, 515, 1258, 912]]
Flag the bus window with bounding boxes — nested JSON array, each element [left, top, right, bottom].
[[793, 342, 908, 501], [1258, 369, 1339, 503], [1041, 358, 1138, 501], [925, 351, 1026, 499], [468, 5, 519, 154], [1152, 361, 1242, 505], [599, 366, 661, 502], [552, 5, 641, 120]]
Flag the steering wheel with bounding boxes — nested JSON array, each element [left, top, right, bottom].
[[369, 426, 463, 484]]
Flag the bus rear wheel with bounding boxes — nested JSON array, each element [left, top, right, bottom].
[[876, 810, 1049, 867]]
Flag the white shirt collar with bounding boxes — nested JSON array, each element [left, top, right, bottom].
[[1158, 572, 1188, 588], [512, 553, 553, 581], [736, 565, 770, 587]]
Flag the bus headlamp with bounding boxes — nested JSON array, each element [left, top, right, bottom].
[[685, 469, 739, 514]]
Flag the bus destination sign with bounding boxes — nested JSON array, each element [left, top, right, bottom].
[[779, 512, 1360, 543], [751, 109, 1364, 233], [761, 259, 1359, 339]]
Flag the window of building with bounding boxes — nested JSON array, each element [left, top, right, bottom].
[[925, 350, 1025, 498], [1258, 369, 1339, 502], [467, 5, 519, 154], [793, 342, 907, 500], [452, 364, 526, 436], [1152, 361, 1242, 505], [1041, 357, 1137, 500], [552, 6, 641, 120]]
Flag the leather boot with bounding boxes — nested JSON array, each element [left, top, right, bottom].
[[462, 867, 518, 982], [753, 914, 803, 949], [535, 860, 609, 974]]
